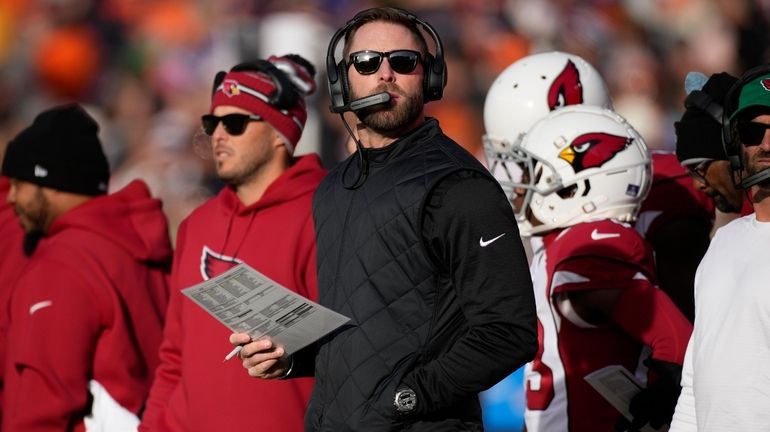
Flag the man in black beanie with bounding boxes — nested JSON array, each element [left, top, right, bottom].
[[675, 72, 750, 230], [1, 103, 171, 431], [2, 103, 109, 254]]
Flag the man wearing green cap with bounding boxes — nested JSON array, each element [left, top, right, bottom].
[[670, 66, 770, 431]]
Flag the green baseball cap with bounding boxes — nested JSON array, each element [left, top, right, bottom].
[[730, 73, 770, 120]]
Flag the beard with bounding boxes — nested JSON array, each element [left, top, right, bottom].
[[712, 194, 742, 213], [215, 146, 272, 188], [15, 188, 50, 256], [351, 84, 423, 135], [744, 148, 770, 189]]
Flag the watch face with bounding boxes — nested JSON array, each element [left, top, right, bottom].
[[395, 388, 417, 413]]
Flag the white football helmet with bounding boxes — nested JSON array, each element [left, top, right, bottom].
[[500, 105, 651, 236], [483, 51, 613, 204], [483, 51, 612, 148]]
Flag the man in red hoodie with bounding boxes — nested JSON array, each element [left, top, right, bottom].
[[0, 172, 26, 426], [1, 103, 172, 431], [140, 54, 326, 431]]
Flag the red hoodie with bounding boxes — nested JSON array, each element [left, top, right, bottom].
[[2, 180, 172, 431], [0, 177, 27, 427], [140, 154, 326, 432]]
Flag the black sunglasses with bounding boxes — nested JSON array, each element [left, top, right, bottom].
[[737, 121, 770, 146], [201, 114, 262, 136], [348, 50, 422, 75], [685, 159, 713, 183]]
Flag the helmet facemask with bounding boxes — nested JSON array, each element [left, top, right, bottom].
[[487, 105, 652, 236]]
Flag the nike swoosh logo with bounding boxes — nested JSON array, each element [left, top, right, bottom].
[[590, 229, 621, 241], [29, 300, 53, 315], [480, 233, 506, 247]]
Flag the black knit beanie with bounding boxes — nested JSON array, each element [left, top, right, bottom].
[[2, 103, 109, 195], [675, 72, 738, 164]]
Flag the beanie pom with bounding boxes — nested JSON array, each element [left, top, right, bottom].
[[269, 54, 317, 97]]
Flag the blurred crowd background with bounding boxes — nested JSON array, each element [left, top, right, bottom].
[[0, 0, 767, 430]]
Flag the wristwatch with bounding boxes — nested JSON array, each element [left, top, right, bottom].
[[394, 385, 418, 415]]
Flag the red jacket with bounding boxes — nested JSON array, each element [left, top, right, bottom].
[[0, 177, 27, 427], [140, 154, 326, 432], [2, 180, 172, 431]]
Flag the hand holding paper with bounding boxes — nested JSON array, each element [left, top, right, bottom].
[[228, 333, 292, 379], [182, 263, 350, 361]]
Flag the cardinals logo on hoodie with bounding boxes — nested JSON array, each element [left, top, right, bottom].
[[558, 132, 632, 173], [200, 246, 243, 280], [548, 60, 584, 110]]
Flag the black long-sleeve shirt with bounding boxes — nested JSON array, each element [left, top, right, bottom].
[[402, 168, 537, 416]]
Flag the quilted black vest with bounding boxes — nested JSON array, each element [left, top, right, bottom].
[[308, 119, 489, 431]]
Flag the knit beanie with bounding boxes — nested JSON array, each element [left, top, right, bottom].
[[2, 103, 109, 195], [675, 72, 737, 165], [210, 54, 317, 154]]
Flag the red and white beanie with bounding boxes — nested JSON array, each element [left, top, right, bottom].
[[210, 55, 316, 154]]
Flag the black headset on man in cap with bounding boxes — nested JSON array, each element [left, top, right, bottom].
[[722, 64, 770, 189]]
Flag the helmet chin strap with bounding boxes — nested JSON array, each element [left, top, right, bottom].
[[739, 167, 770, 189]]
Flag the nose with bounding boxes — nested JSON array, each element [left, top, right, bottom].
[[377, 59, 395, 82], [211, 122, 228, 143]]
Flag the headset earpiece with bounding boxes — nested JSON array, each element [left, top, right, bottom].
[[723, 79, 742, 172], [326, 24, 349, 113], [684, 90, 723, 124], [325, 7, 447, 112], [337, 59, 351, 106], [422, 52, 446, 102]]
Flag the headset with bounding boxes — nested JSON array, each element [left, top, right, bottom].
[[722, 64, 770, 179], [684, 89, 724, 125], [325, 7, 447, 113], [211, 59, 299, 110]]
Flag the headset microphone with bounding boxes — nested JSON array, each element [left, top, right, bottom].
[[348, 92, 391, 112], [330, 92, 392, 113]]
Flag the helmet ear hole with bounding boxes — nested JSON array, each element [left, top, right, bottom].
[[557, 184, 578, 199]]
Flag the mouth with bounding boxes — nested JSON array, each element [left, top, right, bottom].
[[213, 146, 232, 161]]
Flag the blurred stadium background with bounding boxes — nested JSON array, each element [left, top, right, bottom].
[[1, 1, 766, 430]]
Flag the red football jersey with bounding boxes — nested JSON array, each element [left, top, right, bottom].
[[636, 152, 713, 240], [525, 219, 658, 432]]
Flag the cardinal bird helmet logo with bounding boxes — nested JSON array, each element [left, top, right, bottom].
[[548, 59, 584, 110], [493, 105, 651, 236], [558, 132, 632, 174]]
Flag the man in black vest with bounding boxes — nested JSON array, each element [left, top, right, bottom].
[[231, 7, 537, 431]]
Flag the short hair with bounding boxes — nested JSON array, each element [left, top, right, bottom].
[[342, 7, 429, 61]]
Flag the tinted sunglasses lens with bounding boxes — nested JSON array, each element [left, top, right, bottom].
[[388, 51, 420, 74], [352, 52, 382, 75], [686, 162, 709, 182], [201, 115, 218, 135], [201, 114, 252, 136], [221, 114, 250, 135], [738, 122, 770, 146]]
